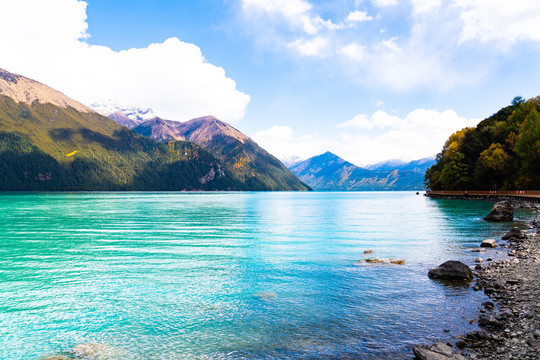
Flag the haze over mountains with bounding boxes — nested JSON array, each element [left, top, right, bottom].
[[289, 152, 435, 191], [0, 68, 309, 191]]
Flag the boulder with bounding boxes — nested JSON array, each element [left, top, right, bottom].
[[413, 343, 467, 360], [478, 314, 501, 327], [474, 257, 483, 263], [363, 249, 373, 254], [480, 238, 497, 248], [483, 202, 513, 221], [428, 261, 473, 280], [501, 227, 527, 240]]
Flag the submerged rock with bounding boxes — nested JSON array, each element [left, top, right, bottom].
[[428, 261, 473, 280], [253, 291, 278, 300], [501, 227, 527, 240], [70, 343, 122, 360], [361, 258, 405, 265], [413, 342, 467, 360], [483, 202, 513, 222], [481, 239, 497, 248]]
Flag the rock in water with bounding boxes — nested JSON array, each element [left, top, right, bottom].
[[480, 238, 497, 248], [428, 261, 473, 280], [483, 202, 513, 221], [501, 227, 527, 240], [413, 342, 467, 360], [70, 343, 122, 359]]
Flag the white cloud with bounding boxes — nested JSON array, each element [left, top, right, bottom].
[[346, 10, 373, 23], [339, 43, 367, 61], [242, 0, 312, 18], [456, 0, 540, 46], [411, 0, 441, 15], [259, 109, 480, 165], [372, 0, 398, 7], [0, 0, 250, 122], [241, 0, 342, 35], [253, 126, 332, 163], [240, 0, 540, 91], [338, 114, 373, 129], [288, 37, 330, 57], [379, 37, 402, 52]]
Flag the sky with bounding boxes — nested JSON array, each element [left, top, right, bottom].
[[0, 0, 539, 165]]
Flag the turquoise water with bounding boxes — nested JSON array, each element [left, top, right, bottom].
[[0, 192, 529, 359]]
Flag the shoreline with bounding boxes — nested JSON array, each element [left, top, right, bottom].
[[414, 199, 540, 360]]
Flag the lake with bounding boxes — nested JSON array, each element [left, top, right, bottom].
[[0, 192, 529, 359]]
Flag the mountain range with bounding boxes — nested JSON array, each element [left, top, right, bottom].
[[97, 113, 309, 191], [289, 152, 435, 191], [0, 68, 309, 191]]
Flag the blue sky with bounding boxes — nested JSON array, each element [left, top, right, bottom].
[[1, 0, 539, 164]]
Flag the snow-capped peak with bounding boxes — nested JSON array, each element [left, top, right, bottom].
[[89, 100, 157, 122]]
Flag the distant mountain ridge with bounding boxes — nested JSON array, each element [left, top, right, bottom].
[[112, 114, 310, 191], [365, 156, 436, 172], [289, 152, 435, 191]]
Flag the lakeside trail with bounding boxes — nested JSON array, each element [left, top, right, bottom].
[[414, 200, 540, 360]]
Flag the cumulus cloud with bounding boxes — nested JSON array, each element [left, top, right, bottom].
[[339, 43, 368, 61], [257, 109, 480, 165], [346, 11, 373, 23], [337, 114, 373, 129], [0, 0, 250, 122]]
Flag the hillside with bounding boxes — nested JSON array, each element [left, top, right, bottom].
[[0, 68, 300, 191], [425, 97, 540, 190], [289, 151, 430, 191], [130, 116, 311, 191]]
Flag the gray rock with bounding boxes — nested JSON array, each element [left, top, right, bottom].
[[502, 227, 527, 240], [484, 202, 514, 222], [478, 314, 501, 327], [481, 239, 497, 248], [413, 343, 467, 360], [428, 261, 473, 280]]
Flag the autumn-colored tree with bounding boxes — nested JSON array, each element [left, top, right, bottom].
[[425, 96, 540, 190]]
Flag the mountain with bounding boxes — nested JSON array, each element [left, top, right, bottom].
[[107, 111, 143, 128], [0, 68, 305, 191], [90, 102, 156, 124], [425, 96, 540, 190], [129, 116, 311, 191], [365, 156, 436, 172], [289, 152, 429, 191], [364, 159, 407, 171]]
